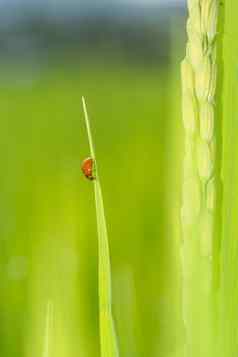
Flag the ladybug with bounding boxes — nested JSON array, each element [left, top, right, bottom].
[[81, 157, 96, 180]]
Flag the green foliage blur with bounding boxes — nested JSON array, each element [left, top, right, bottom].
[[0, 3, 186, 357]]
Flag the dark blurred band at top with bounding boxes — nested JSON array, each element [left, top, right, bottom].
[[0, 0, 186, 68]]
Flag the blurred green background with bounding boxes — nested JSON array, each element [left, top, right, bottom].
[[0, 1, 186, 356]]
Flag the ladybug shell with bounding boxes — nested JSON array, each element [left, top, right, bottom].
[[81, 157, 95, 180]]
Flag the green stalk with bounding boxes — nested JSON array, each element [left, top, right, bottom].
[[181, 1, 219, 356], [219, 1, 238, 356], [82, 97, 119, 357], [43, 301, 53, 357]]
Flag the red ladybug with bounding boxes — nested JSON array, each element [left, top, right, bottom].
[[81, 157, 95, 180]]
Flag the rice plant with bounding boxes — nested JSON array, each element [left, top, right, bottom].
[[4, 1, 238, 355], [181, 1, 219, 356], [82, 97, 119, 357]]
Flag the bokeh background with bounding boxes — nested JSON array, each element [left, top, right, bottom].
[[0, 1, 187, 356]]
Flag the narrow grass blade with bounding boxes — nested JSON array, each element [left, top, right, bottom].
[[82, 97, 119, 357], [43, 300, 54, 357]]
